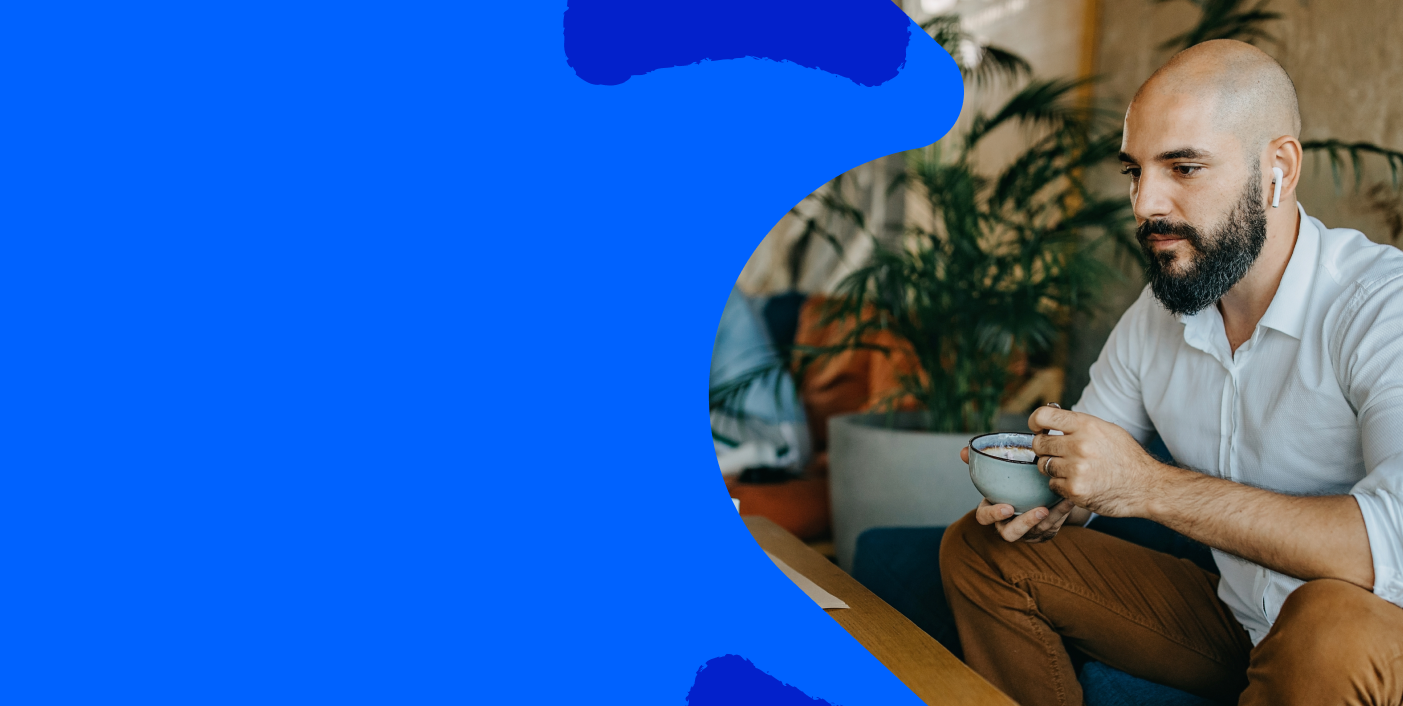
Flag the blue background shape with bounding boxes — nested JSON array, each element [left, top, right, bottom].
[[2, 1, 962, 703], [688, 654, 836, 705], [564, 0, 912, 87]]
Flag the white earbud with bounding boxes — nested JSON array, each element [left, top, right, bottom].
[[1271, 167, 1284, 208]]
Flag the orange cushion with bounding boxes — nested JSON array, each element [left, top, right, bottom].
[[726, 476, 830, 541]]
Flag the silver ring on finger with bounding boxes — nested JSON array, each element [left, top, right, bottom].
[[1041, 456, 1056, 477]]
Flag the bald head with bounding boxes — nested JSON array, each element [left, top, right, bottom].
[[1132, 40, 1300, 156], [1120, 41, 1305, 317]]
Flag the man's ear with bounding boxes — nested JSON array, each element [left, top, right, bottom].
[[1268, 135, 1304, 205]]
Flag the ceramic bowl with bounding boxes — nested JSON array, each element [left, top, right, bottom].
[[967, 432, 1062, 514]]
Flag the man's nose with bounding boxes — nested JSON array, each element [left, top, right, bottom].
[[1132, 170, 1174, 222]]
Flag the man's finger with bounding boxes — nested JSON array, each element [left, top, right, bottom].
[[1030, 433, 1072, 457], [1019, 499, 1075, 542], [1043, 498, 1075, 523], [1036, 499, 1075, 531], [1028, 405, 1083, 434], [960, 446, 970, 463], [1037, 454, 1068, 478], [976, 501, 1015, 525], [998, 507, 1049, 542]]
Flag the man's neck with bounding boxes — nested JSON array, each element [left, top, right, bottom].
[[1217, 201, 1301, 354]]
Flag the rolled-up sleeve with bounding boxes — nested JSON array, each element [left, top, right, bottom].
[[1351, 491, 1403, 604], [1334, 272, 1403, 607]]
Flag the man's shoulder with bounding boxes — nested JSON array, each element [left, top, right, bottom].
[[1313, 214, 1403, 359], [1311, 215, 1403, 394], [1316, 215, 1403, 297]]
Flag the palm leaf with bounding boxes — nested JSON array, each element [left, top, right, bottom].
[[965, 78, 1097, 153], [1303, 140, 1403, 192], [711, 12, 1133, 433], [965, 45, 1033, 87], [921, 14, 1031, 87], [708, 362, 786, 420], [1154, 0, 1282, 50]]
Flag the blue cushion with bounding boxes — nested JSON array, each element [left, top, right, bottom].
[[710, 287, 808, 471], [710, 287, 801, 425], [851, 526, 962, 659], [1080, 662, 1216, 706]]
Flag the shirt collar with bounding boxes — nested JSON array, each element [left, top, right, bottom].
[[1177, 203, 1319, 348], [1257, 202, 1319, 340]]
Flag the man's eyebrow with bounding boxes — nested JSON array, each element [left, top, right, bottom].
[[1155, 147, 1213, 161], [1118, 151, 1137, 164]]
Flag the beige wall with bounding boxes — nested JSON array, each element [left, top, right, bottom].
[[735, 155, 907, 295]]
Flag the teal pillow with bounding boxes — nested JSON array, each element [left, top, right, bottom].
[[711, 287, 808, 473]]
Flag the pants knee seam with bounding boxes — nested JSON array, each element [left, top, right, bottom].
[[1024, 590, 1071, 706], [1008, 571, 1238, 669]]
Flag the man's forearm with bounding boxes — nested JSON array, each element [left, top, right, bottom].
[[1146, 465, 1375, 589], [1026, 406, 1377, 587]]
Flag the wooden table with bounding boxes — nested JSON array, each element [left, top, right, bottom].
[[744, 515, 1016, 706]]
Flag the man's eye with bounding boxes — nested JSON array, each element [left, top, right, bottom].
[[1120, 166, 1141, 178], [1174, 165, 1202, 176]]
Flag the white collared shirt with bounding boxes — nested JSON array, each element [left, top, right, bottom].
[[1075, 204, 1403, 644]]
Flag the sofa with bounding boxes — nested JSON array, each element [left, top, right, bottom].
[[852, 516, 1219, 706]]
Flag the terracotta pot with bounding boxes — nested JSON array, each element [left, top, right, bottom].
[[725, 475, 830, 541]]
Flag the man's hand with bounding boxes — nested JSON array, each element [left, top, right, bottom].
[[960, 445, 1078, 543], [1028, 406, 1170, 517], [976, 497, 1078, 543]]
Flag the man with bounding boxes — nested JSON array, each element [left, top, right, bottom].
[[940, 39, 1403, 706]]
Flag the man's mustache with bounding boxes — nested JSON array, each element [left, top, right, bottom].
[[1137, 219, 1201, 244]]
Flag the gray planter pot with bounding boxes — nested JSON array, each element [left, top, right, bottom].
[[828, 411, 1027, 571]]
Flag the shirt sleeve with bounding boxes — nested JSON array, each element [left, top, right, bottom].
[[1333, 272, 1403, 607], [1073, 287, 1156, 445]]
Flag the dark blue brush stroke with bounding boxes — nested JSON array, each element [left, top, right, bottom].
[[564, 0, 911, 87], [687, 654, 840, 706]]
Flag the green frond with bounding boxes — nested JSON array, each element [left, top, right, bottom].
[[1155, 0, 1282, 50], [920, 14, 963, 46], [921, 14, 1031, 87], [708, 362, 787, 420], [965, 45, 1033, 88], [885, 170, 909, 199], [1303, 140, 1403, 193], [712, 13, 1136, 433], [965, 77, 1097, 153], [817, 191, 867, 231]]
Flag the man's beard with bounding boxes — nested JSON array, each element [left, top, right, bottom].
[[1138, 177, 1268, 316]]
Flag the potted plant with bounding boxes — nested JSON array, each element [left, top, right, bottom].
[[714, 18, 1139, 566], [814, 74, 1139, 566]]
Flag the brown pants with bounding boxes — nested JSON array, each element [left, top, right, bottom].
[[940, 511, 1403, 706]]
